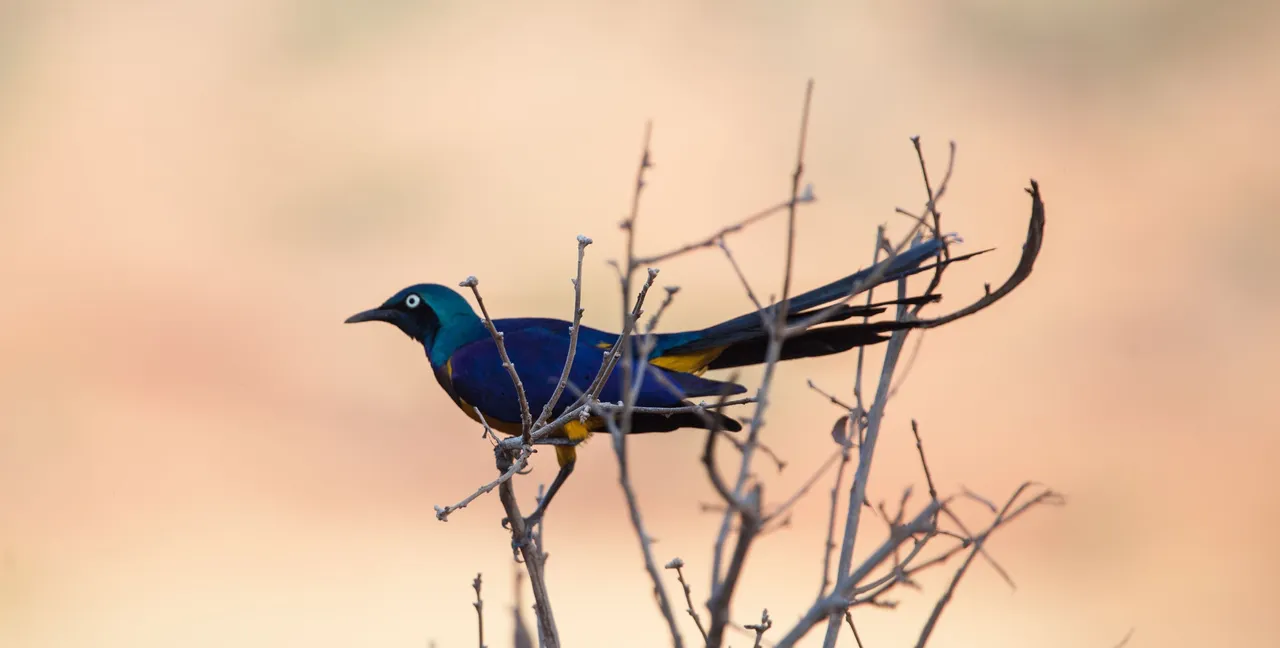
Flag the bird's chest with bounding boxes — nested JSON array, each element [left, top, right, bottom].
[[434, 359, 525, 435]]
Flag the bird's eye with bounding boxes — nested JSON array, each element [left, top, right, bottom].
[[405, 294, 421, 309]]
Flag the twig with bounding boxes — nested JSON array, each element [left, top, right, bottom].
[[807, 380, 855, 412], [1111, 628, 1136, 648], [817, 438, 853, 600], [911, 420, 938, 502], [764, 449, 843, 525], [913, 485, 1063, 647], [665, 558, 709, 644], [435, 446, 530, 521], [906, 137, 957, 313], [719, 238, 766, 311], [534, 235, 594, 430], [745, 609, 773, 648], [707, 485, 763, 648], [634, 200, 794, 266], [472, 573, 486, 648], [460, 276, 534, 444], [709, 427, 788, 473], [702, 405, 744, 513], [774, 500, 942, 647], [779, 79, 815, 309], [844, 611, 864, 648], [513, 568, 534, 648]]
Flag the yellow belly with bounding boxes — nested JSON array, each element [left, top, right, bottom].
[[451, 392, 598, 468]]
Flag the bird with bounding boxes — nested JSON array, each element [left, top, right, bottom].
[[345, 236, 964, 526]]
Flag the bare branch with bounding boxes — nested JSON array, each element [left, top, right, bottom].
[[913, 485, 1063, 647], [635, 200, 794, 267], [745, 609, 773, 648], [719, 238, 766, 311], [818, 440, 854, 600], [707, 485, 763, 647], [702, 405, 746, 514], [435, 442, 530, 521], [907, 137, 957, 310], [472, 573, 486, 648], [779, 78, 815, 311], [764, 449, 843, 525], [665, 558, 709, 644], [818, 315, 913, 646], [609, 123, 686, 648], [497, 479, 559, 647], [774, 500, 942, 647], [844, 612, 864, 648], [807, 379, 856, 413], [911, 420, 938, 502], [534, 235, 594, 430], [917, 180, 1046, 330], [460, 277, 534, 444]]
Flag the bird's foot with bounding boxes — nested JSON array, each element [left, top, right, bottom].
[[501, 508, 546, 546]]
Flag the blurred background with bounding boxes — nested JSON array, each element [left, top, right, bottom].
[[2, 1, 1278, 646]]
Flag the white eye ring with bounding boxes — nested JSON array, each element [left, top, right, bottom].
[[405, 294, 421, 309]]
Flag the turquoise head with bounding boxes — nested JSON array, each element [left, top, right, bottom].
[[345, 283, 486, 366]]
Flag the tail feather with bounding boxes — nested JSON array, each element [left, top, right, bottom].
[[628, 409, 743, 434], [651, 237, 984, 370], [686, 238, 946, 348], [705, 320, 908, 370]]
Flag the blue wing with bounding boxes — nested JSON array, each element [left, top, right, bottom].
[[447, 324, 745, 426]]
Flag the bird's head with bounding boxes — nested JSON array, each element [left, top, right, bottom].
[[345, 283, 482, 357]]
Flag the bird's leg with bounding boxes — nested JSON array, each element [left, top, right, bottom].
[[501, 442, 578, 538], [501, 420, 591, 537], [523, 457, 575, 528]]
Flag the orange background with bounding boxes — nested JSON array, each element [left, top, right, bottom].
[[2, 2, 1278, 646]]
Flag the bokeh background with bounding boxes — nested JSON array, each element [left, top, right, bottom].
[[2, 1, 1278, 646]]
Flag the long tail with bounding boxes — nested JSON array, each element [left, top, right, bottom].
[[650, 237, 987, 372]]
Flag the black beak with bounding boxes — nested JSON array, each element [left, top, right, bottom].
[[344, 308, 395, 324]]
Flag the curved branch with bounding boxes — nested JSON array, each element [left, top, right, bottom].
[[917, 180, 1046, 329]]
